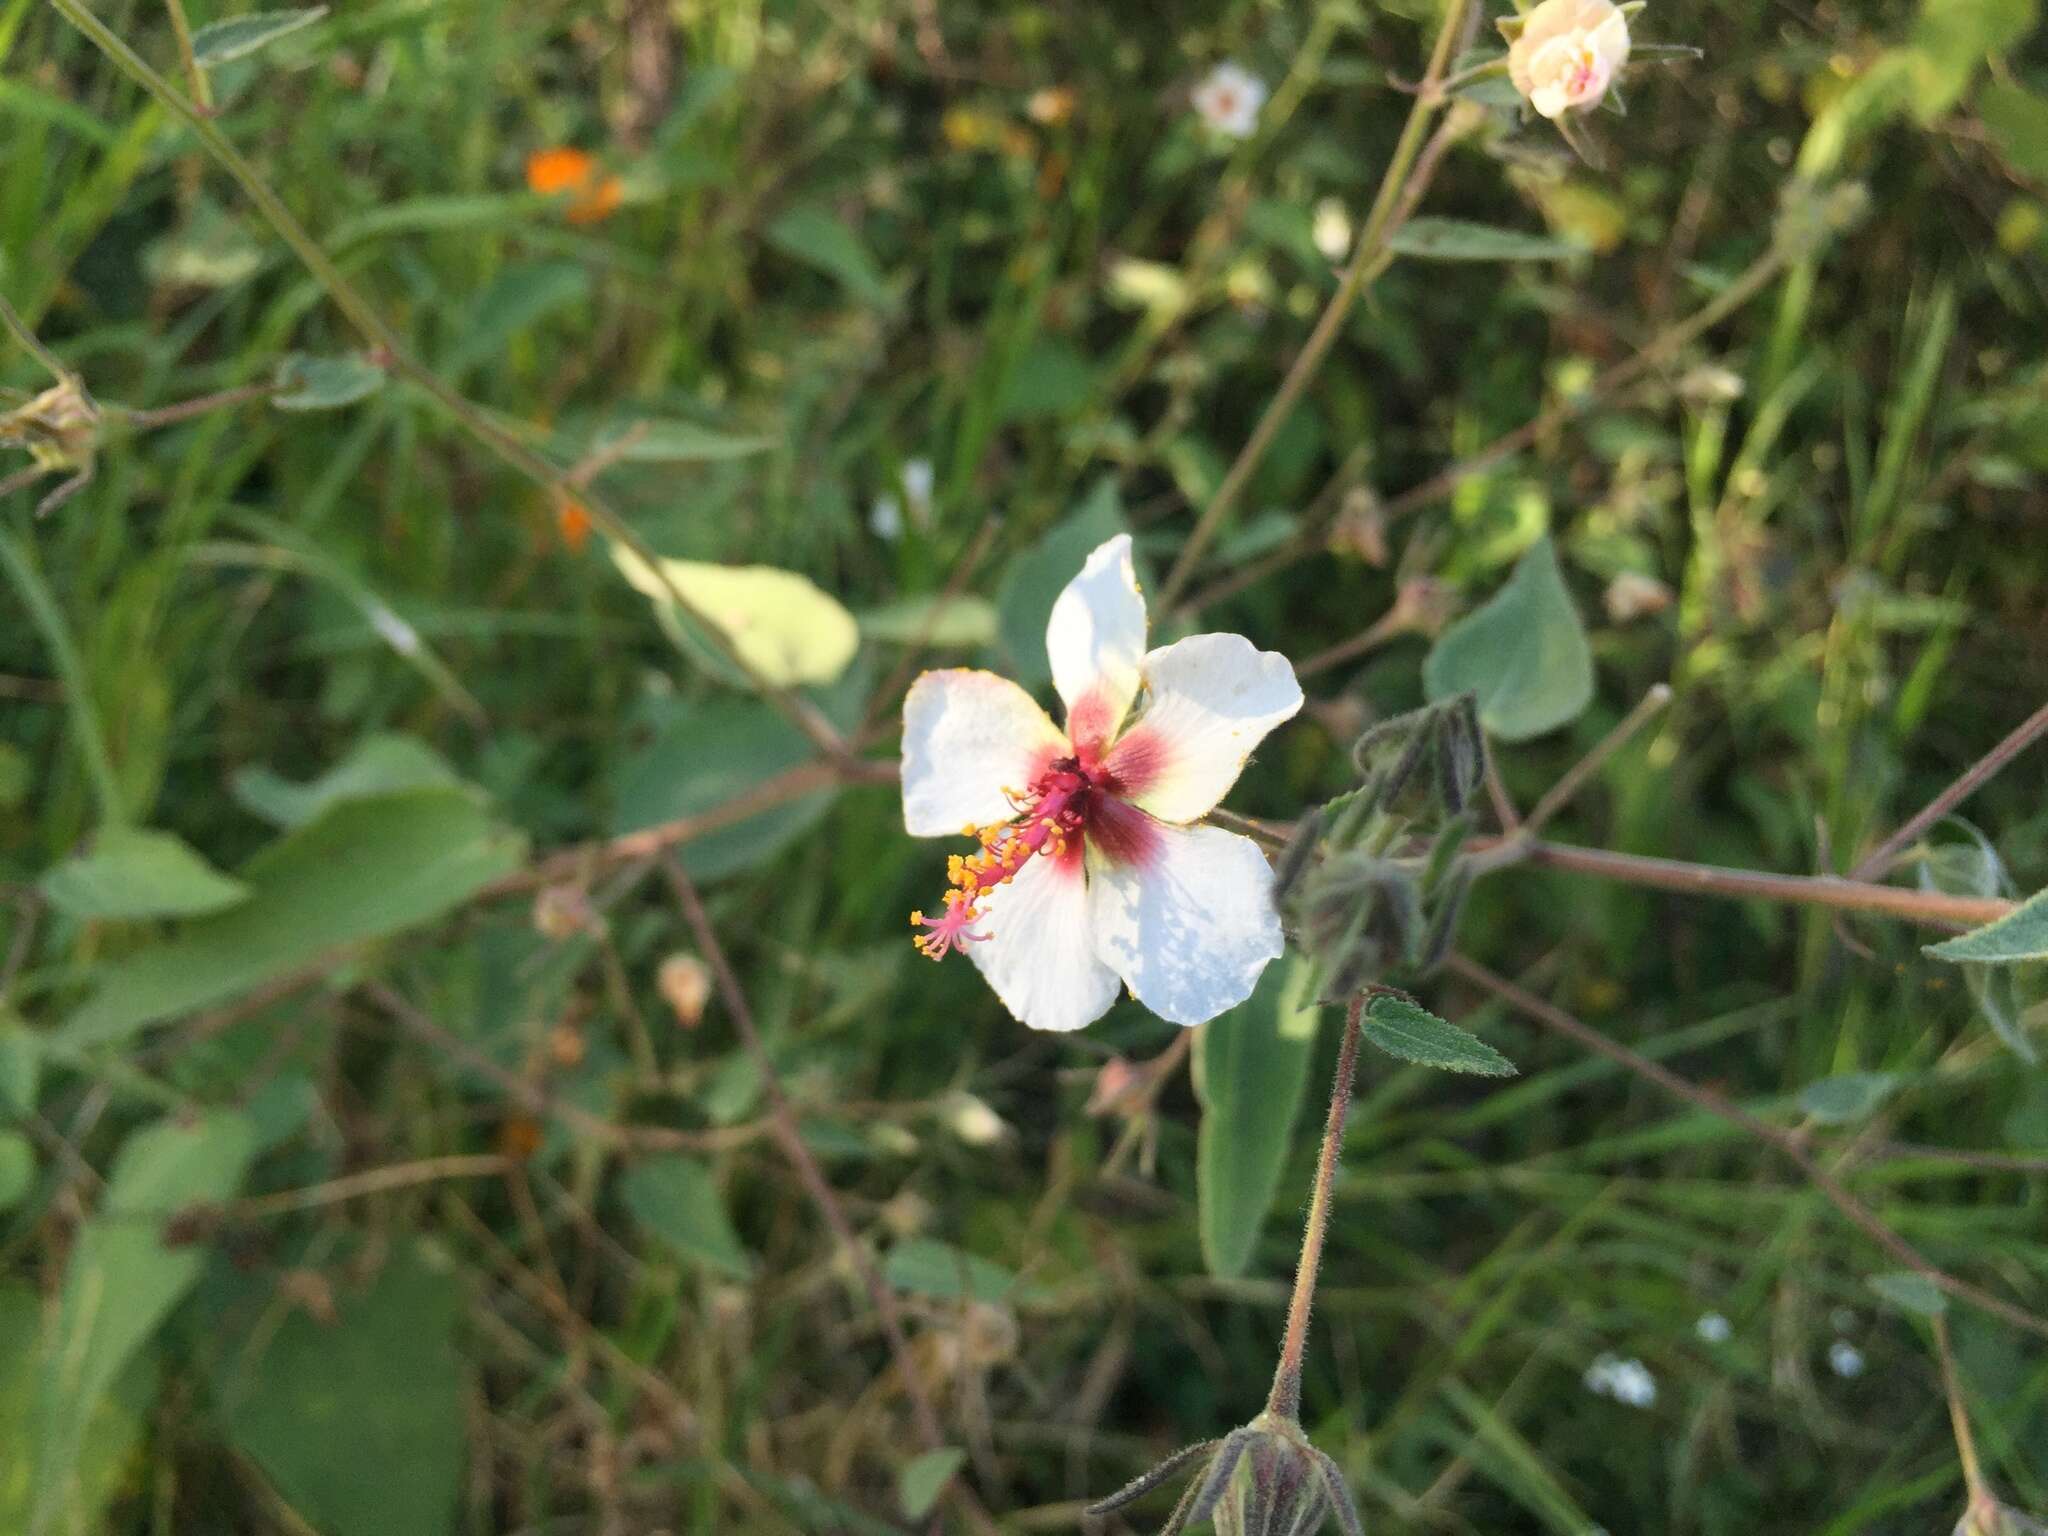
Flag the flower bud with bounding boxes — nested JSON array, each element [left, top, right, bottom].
[[3, 379, 100, 473], [656, 953, 712, 1029], [531, 883, 597, 941], [1506, 0, 1631, 119]]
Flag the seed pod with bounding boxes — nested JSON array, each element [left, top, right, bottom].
[[1212, 1428, 1330, 1536]]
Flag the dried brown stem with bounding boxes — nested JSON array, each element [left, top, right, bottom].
[[1446, 954, 2048, 1342], [1850, 698, 2048, 880], [1520, 684, 1673, 836]]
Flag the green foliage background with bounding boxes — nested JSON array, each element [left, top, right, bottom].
[[3, 0, 2048, 1531]]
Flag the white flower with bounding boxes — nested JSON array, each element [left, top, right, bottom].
[[369, 604, 421, 657], [1312, 198, 1352, 262], [1507, 0, 1631, 120], [1828, 1340, 1865, 1378], [1584, 1352, 1657, 1407], [900, 534, 1302, 1033], [902, 457, 936, 515], [1191, 63, 1268, 140], [870, 494, 904, 541], [1694, 1312, 1731, 1344]]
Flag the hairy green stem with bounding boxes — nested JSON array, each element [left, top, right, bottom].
[[1267, 992, 1366, 1420], [46, 0, 847, 761]]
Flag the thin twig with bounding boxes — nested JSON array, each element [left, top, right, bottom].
[[115, 381, 275, 429], [0, 290, 74, 383], [1157, 0, 1473, 607], [1483, 753, 1521, 835], [1934, 1314, 1989, 1504], [1447, 954, 2048, 1341], [229, 1154, 510, 1219], [658, 856, 1001, 1536], [48, 0, 848, 762], [160, 0, 212, 112], [1850, 698, 2048, 880], [1176, 240, 1795, 618], [1521, 684, 1673, 837]]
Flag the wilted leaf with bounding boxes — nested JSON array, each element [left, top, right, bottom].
[[210, 1247, 465, 1536], [37, 1113, 256, 1529], [1424, 536, 1594, 741], [995, 480, 1126, 687], [1925, 888, 2048, 965], [614, 547, 860, 688], [231, 733, 463, 828], [273, 352, 385, 411], [1867, 1269, 1948, 1316], [1389, 217, 1586, 262], [1797, 1071, 1899, 1124], [899, 1449, 966, 1520], [857, 594, 999, 647], [619, 1156, 753, 1278], [190, 6, 328, 65], [1360, 993, 1517, 1076], [610, 696, 839, 879], [40, 826, 250, 921], [58, 789, 526, 1047], [1195, 957, 1320, 1279]]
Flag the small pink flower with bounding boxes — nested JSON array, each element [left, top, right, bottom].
[[901, 535, 1302, 1033], [1191, 63, 1268, 140], [1508, 0, 1632, 120]]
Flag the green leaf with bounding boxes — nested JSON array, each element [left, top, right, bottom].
[[1925, 887, 2048, 965], [883, 1239, 1038, 1304], [995, 480, 1126, 688], [1424, 536, 1594, 741], [0, 1283, 152, 1536], [272, 352, 385, 411], [210, 1247, 465, 1536], [765, 204, 890, 306], [1867, 1269, 1948, 1316], [1797, 1071, 1899, 1124], [610, 696, 839, 880], [1361, 993, 1517, 1077], [1981, 82, 2048, 182], [0, 1132, 31, 1210], [594, 419, 778, 462], [619, 1156, 754, 1278], [1388, 217, 1586, 262], [857, 594, 999, 647], [1195, 957, 1320, 1279], [37, 1113, 256, 1528], [614, 547, 861, 689], [0, 1016, 38, 1115], [1906, 0, 2037, 120], [190, 6, 329, 65], [899, 1449, 966, 1520], [40, 826, 250, 921], [231, 732, 462, 828], [445, 259, 591, 377], [58, 789, 526, 1048]]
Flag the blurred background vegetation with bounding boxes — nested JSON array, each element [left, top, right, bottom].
[[3, 0, 2048, 1531]]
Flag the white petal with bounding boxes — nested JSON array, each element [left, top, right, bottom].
[[968, 851, 1122, 1032], [1590, 10, 1630, 69], [1105, 633, 1302, 823], [1088, 823, 1283, 1027], [1046, 534, 1147, 754], [901, 669, 1066, 837]]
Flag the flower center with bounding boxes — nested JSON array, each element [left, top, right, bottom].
[[1564, 41, 1602, 98], [911, 757, 1103, 960]]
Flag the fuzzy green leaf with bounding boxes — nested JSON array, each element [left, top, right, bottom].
[[1867, 1270, 1948, 1316], [1925, 887, 2048, 965], [1424, 536, 1594, 741], [190, 6, 328, 65], [1360, 993, 1517, 1077], [40, 826, 250, 921], [1388, 217, 1586, 262], [899, 1449, 967, 1520], [1797, 1071, 1899, 1124]]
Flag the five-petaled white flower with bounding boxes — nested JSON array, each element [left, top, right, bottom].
[[900, 534, 1302, 1033], [1507, 0, 1632, 119], [1191, 63, 1268, 140]]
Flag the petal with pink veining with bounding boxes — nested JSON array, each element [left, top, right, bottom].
[[1087, 823, 1283, 1027], [1106, 633, 1302, 824], [901, 669, 1066, 836], [969, 849, 1123, 1032], [1046, 534, 1147, 753]]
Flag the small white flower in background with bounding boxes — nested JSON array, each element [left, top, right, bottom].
[[1191, 62, 1268, 140], [1312, 198, 1353, 262], [943, 1091, 1010, 1147], [902, 457, 936, 517], [1695, 1312, 1732, 1344], [369, 604, 421, 657], [1584, 1352, 1657, 1407], [900, 534, 1302, 1033], [1828, 1339, 1866, 1378], [1506, 0, 1632, 119], [869, 494, 904, 541]]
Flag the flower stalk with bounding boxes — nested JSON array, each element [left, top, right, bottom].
[[1267, 990, 1366, 1421]]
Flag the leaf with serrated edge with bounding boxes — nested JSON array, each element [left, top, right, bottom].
[[1926, 888, 2048, 965], [1361, 993, 1516, 1077]]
